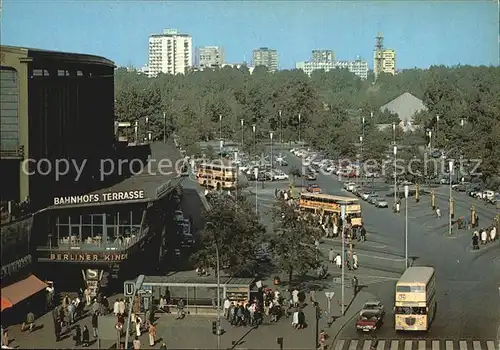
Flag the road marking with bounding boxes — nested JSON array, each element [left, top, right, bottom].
[[418, 340, 426, 350], [362, 340, 372, 350], [446, 340, 454, 350], [348, 339, 358, 350], [390, 340, 399, 350], [334, 340, 345, 350], [459, 341, 467, 350], [357, 253, 405, 262], [404, 340, 413, 350], [376, 340, 385, 350], [432, 340, 440, 350], [486, 341, 496, 350], [472, 341, 482, 350]]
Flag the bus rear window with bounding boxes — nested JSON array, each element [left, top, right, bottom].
[[397, 285, 425, 293]]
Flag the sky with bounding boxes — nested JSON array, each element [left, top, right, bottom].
[[1, 0, 499, 70]]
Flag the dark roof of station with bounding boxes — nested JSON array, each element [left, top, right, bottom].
[[1, 45, 114, 67], [45, 142, 185, 211]]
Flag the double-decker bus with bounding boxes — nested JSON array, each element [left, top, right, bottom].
[[298, 193, 363, 227], [395, 266, 437, 331], [195, 161, 238, 190]]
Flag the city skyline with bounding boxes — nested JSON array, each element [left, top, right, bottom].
[[1, 1, 498, 69]]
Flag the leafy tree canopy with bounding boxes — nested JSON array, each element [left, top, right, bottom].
[[116, 64, 500, 182], [190, 194, 266, 277]]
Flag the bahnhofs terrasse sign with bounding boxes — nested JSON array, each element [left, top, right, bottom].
[[53, 190, 145, 206]]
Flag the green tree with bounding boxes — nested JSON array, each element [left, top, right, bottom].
[[269, 200, 322, 287], [191, 195, 266, 276]]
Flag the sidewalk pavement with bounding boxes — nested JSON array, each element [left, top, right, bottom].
[[4, 287, 374, 349]]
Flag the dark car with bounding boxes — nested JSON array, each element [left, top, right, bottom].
[[356, 309, 384, 332]]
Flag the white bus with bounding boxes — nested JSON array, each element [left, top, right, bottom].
[[394, 266, 436, 331]]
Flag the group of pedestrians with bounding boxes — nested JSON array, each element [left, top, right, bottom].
[[472, 225, 497, 250], [328, 248, 358, 270]]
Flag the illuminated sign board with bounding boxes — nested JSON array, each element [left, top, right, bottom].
[[48, 252, 128, 262], [53, 190, 145, 206]]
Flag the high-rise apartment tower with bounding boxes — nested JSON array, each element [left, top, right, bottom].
[[252, 47, 279, 72], [373, 32, 396, 78], [148, 28, 193, 77], [195, 46, 225, 69]]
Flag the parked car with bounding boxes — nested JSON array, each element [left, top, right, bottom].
[[365, 172, 380, 178], [374, 197, 389, 208], [361, 191, 376, 201], [307, 184, 321, 193], [476, 190, 495, 201], [367, 195, 380, 205], [273, 171, 289, 181], [344, 182, 356, 192], [305, 171, 317, 181]]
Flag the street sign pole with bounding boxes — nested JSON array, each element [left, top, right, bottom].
[[124, 275, 145, 348]]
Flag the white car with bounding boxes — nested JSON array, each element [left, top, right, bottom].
[[273, 172, 289, 181], [477, 190, 495, 201], [344, 182, 356, 191]]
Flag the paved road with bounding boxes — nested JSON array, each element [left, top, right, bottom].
[[333, 338, 498, 350], [275, 151, 500, 340]]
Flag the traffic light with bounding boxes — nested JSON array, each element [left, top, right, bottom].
[[212, 321, 217, 335]]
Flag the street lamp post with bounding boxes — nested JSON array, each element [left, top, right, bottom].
[[145, 117, 149, 142], [340, 204, 346, 315], [252, 124, 256, 155], [279, 110, 283, 143], [124, 275, 145, 348], [207, 222, 222, 349], [163, 112, 166, 143], [392, 122, 396, 145], [404, 185, 409, 269], [428, 130, 432, 150], [393, 145, 398, 208], [219, 114, 222, 142], [298, 113, 301, 143], [254, 168, 259, 214], [240, 119, 244, 147], [270, 132, 274, 171], [449, 161, 453, 235], [359, 135, 363, 184]]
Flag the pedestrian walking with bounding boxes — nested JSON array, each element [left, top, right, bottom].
[[472, 232, 479, 250], [334, 254, 342, 269], [21, 311, 35, 332], [481, 229, 488, 244], [2, 328, 9, 347], [328, 248, 334, 264], [133, 336, 141, 349], [353, 252, 358, 270], [73, 325, 81, 347], [92, 312, 99, 338], [436, 207, 441, 219], [148, 323, 157, 347], [82, 325, 90, 347]]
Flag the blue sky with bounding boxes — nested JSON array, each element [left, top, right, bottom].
[[2, 1, 498, 69]]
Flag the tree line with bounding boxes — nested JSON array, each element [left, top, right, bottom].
[[115, 64, 500, 182]]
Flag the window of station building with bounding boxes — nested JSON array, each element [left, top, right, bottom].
[[77, 70, 84, 76]]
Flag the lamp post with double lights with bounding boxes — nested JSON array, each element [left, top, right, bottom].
[[298, 113, 302, 143], [254, 168, 259, 214], [404, 185, 409, 269], [448, 160, 454, 235], [392, 122, 396, 145], [393, 145, 398, 208]]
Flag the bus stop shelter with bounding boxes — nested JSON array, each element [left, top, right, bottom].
[[141, 275, 255, 315]]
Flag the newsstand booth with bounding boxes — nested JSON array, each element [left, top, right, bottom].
[[137, 275, 255, 315]]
